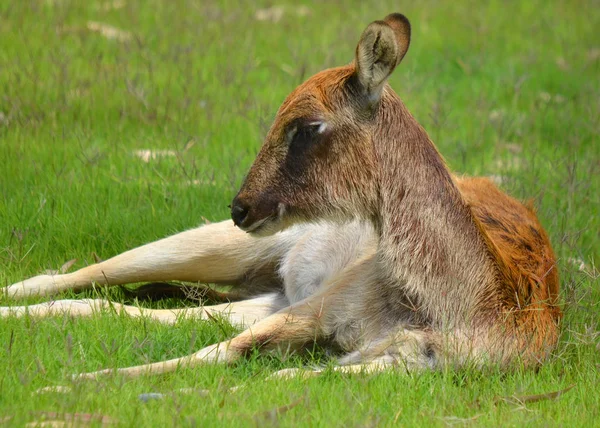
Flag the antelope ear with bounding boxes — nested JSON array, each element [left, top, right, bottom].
[[354, 13, 411, 103]]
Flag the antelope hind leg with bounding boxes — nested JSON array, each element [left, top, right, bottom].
[[0, 292, 288, 328], [73, 295, 323, 380], [268, 328, 440, 380], [71, 254, 387, 381], [74, 338, 245, 380], [3, 220, 285, 299], [71, 255, 378, 380]]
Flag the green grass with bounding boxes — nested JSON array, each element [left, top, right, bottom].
[[1, 0, 599, 425]]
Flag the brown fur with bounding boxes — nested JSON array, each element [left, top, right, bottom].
[[233, 13, 560, 367]]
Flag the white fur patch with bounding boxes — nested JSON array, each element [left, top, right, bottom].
[[309, 121, 328, 134], [286, 126, 298, 142]]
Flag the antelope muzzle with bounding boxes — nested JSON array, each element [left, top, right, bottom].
[[230, 192, 284, 235]]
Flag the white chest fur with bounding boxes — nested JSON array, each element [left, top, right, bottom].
[[278, 220, 377, 304]]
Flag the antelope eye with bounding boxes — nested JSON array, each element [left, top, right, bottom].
[[286, 121, 328, 146], [308, 121, 328, 134]]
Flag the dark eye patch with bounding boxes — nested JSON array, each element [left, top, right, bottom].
[[292, 124, 318, 145], [287, 120, 327, 150], [283, 119, 329, 181]]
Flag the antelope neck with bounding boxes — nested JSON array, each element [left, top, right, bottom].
[[370, 90, 498, 325]]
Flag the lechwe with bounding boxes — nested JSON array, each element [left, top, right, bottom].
[[2, 13, 560, 379]]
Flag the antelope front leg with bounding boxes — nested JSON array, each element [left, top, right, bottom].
[[3, 220, 281, 299]]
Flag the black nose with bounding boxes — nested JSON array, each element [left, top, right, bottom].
[[230, 198, 249, 227]]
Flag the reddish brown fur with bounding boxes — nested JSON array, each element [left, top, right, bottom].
[[459, 177, 561, 362]]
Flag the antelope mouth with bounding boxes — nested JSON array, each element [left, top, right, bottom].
[[240, 202, 287, 236], [243, 216, 271, 233]]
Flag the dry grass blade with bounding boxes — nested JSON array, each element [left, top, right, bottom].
[[60, 259, 77, 274], [92, 252, 103, 264], [184, 179, 217, 187], [34, 386, 72, 395], [251, 395, 304, 424], [28, 411, 118, 426], [86, 21, 132, 42], [139, 385, 243, 402], [186, 284, 243, 303], [98, 0, 126, 11], [254, 6, 285, 22], [132, 149, 176, 163], [26, 421, 66, 427], [440, 413, 484, 424], [178, 385, 241, 396], [254, 5, 311, 22], [495, 384, 576, 405]]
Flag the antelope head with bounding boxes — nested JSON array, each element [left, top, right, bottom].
[[231, 13, 411, 235]]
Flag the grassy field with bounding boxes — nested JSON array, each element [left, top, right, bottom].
[[1, 0, 599, 425]]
